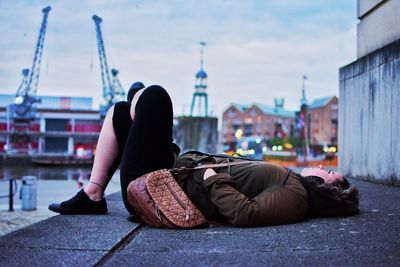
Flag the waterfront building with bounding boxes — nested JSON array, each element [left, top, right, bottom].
[[0, 94, 100, 157], [307, 96, 338, 145], [222, 100, 295, 151], [222, 96, 339, 153]]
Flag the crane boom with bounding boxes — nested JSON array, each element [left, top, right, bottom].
[[12, 5, 51, 120], [28, 5, 51, 97], [92, 15, 114, 105], [7, 6, 51, 153], [92, 15, 125, 119], [111, 68, 125, 97], [16, 6, 51, 100]]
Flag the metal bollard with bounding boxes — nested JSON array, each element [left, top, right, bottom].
[[9, 179, 14, 212], [20, 176, 37, 211]]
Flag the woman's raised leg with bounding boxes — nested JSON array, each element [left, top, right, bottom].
[[48, 101, 132, 214], [49, 85, 175, 215], [120, 85, 176, 214], [83, 105, 120, 200]]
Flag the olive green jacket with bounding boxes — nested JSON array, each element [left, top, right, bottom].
[[173, 151, 309, 227]]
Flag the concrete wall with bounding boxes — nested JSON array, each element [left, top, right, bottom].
[[357, 0, 400, 58], [358, 0, 385, 17], [339, 39, 400, 185]]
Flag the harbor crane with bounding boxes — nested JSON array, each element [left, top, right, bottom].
[[9, 6, 51, 121], [92, 15, 125, 119], [6, 6, 51, 153]]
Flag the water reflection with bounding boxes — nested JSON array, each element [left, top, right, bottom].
[[0, 166, 92, 181]]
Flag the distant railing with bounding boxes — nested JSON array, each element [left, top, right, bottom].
[[0, 178, 17, 211]]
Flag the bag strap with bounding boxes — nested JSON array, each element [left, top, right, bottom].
[[181, 150, 263, 162], [281, 169, 292, 187], [171, 161, 252, 175]]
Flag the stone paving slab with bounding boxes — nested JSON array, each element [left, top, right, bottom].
[[0, 248, 105, 267], [0, 209, 54, 236], [0, 192, 139, 266], [0, 196, 138, 251], [98, 178, 400, 266], [0, 177, 122, 236], [0, 178, 399, 266], [0, 215, 137, 251], [105, 248, 400, 267]]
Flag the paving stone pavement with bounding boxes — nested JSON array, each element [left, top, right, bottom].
[[0, 178, 399, 266], [0, 177, 121, 236], [0, 209, 55, 236]]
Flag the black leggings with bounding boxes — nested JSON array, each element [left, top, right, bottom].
[[111, 85, 175, 214]]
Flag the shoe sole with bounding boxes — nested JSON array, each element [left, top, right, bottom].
[[48, 205, 107, 215]]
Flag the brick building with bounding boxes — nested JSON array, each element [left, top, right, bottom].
[[222, 96, 339, 153], [222, 100, 295, 151], [307, 96, 338, 145]]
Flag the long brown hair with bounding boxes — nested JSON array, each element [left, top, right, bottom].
[[299, 176, 360, 217]]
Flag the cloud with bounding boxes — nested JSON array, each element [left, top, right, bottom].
[[0, 0, 357, 117]]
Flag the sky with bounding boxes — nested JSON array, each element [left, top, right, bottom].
[[0, 0, 358, 117]]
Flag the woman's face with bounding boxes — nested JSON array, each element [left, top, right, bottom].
[[301, 165, 343, 184]]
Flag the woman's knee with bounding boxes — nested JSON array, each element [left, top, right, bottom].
[[129, 85, 172, 121], [106, 104, 115, 119], [135, 86, 172, 112], [113, 101, 130, 115]]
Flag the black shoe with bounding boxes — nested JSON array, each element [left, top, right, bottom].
[[48, 189, 107, 215]]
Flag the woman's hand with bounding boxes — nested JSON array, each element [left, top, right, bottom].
[[203, 168, 217, 181]]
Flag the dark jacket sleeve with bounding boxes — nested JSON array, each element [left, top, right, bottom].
[[203, 173, 261, 227], [203, 173, 308, 227]]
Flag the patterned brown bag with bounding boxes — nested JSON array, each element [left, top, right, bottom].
[[127, 169, 207, 228], [127, 161, 251, 228]]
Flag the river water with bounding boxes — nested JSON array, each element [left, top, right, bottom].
[[0, 165, 93, 181]]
